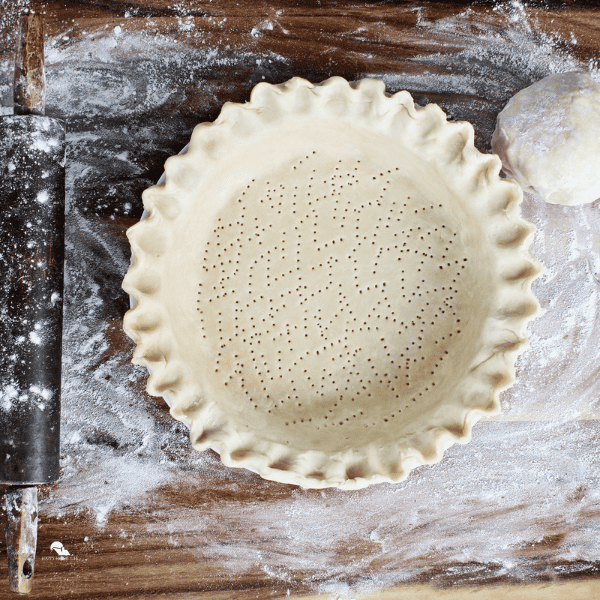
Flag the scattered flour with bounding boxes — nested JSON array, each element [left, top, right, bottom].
[[0, 0, 599, 593]]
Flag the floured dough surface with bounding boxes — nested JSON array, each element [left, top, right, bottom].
[[124, 77, 540, 488], [492, 71, 600, 206], [191, 143, 488, 452]]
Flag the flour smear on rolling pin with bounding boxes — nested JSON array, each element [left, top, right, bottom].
[[0, 119, 63, 415], [0, 1, 599, 591]]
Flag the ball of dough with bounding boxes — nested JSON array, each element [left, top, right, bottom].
[[492, 72, 600, 206]]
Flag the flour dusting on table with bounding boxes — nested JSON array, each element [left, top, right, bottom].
[[1, 0, 599, 593]]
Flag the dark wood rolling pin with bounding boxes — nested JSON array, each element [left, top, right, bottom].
[[0, 13, 65, 594]]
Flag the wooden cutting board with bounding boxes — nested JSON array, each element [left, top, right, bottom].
[[1, 1, 600, 598]]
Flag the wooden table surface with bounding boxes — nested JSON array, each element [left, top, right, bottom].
[[1, 1, 600, 598]]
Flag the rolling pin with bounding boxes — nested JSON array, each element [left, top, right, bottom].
[[0, 13, 65, 594]]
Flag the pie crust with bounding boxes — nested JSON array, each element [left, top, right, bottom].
[[123, 77, 540, 489]]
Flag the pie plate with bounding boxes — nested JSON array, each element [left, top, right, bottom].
[[122, 77, 541, 489]]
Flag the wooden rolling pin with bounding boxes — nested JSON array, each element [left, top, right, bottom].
[[0, 13, 65, 594]]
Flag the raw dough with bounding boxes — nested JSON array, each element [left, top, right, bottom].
[[123, 77, 541, 489], [492, 71, 600, 205]]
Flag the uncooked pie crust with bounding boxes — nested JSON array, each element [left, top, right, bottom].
[[123, 77, 541, 489]]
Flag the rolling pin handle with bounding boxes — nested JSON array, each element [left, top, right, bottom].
[[5, 486, 38, 594], [13, 13, 45, 116]]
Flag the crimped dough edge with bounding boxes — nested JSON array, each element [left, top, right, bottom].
[[122, 76, 541, 489]]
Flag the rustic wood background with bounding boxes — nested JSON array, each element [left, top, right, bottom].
[[1, 1, 600, 598]]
